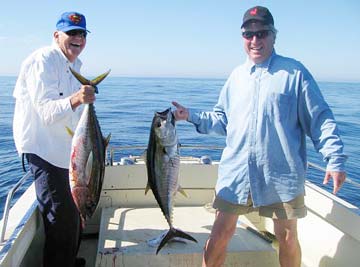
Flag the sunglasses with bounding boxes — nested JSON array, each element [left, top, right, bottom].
[[65, 30, 87, 38], [242, 30, 272, 40]]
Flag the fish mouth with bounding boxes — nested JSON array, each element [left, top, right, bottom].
[[155, 108, 175, 126], [155, 108, 171, 119]]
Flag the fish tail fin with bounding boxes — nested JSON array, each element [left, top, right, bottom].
[[156, 227, 197, 254], [90, 69, 111, 86], [69, 67, 111, 93], [69, 67, 90, 85]]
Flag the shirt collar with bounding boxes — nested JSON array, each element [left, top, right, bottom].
[[244, 49, 276, 74]]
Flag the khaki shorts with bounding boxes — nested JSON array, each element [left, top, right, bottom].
[[213, 194, 307, 219]]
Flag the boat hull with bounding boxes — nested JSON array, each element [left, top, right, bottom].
[[1, 152, 360, 267]]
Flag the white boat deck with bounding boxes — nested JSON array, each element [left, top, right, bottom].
[[93, 206, 278, 267]]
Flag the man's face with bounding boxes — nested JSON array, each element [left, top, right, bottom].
[[54, 30, 86, 62], [242, 21, 275, 64]]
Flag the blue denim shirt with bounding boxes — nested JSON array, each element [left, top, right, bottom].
[[188, 51, 347, 207]]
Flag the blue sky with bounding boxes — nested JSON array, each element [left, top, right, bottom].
[[1, 1, 359, 82]]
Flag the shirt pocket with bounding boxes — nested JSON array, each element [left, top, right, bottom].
[[267, 93, 291, 122]]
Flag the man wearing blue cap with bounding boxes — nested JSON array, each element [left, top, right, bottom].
[[172, 5, 346, 267], [13, 11, 94, 267]]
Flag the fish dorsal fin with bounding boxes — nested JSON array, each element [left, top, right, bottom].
[[85, 151, 94, 185], [104, 133, 111, 147], [177, 185, 188, 198], [65, 126, 74, 137]]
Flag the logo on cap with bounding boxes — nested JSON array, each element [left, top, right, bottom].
[[250, 8, 258, 16], [69, 14, 82, 24]]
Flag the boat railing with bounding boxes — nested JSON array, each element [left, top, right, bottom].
[[108, 146, 145, 166], [0, 171, 33, 244], [108, 145, 360, 188], [107, 144, 224, 166]]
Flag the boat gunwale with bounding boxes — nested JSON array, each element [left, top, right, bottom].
[[0, 200, 38, 264], [1, 145, 360, 266]]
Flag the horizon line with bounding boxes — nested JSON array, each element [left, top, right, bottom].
[[0, 74, 359, 84]]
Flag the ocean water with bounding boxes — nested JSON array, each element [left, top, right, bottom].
[[0, 76, 359, 217]]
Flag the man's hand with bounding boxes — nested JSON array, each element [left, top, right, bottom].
[[70, 85, 96, 110], [172, 101, 189, 121], [323, 171, 346, 194]]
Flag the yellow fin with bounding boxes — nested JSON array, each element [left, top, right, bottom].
[[69, 67, 90, 85], [145, 183, 151, 195], [65, 126, 74, 137], [90, 69, 111, 86], [178, 186, 188, 198], [69, 68, 111, 94]]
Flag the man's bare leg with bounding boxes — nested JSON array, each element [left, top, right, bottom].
[[202, 211, 238, 267], [273, 219, 301, 267]]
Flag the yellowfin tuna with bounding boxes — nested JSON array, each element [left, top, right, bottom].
[[146, 108, 197, 254], [67, 68, 111, 225]]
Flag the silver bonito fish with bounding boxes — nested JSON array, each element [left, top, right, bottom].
[[67, 68, 111, 224], [146, 108, 197, 254]]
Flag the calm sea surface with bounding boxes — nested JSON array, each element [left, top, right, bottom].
[[0, 76, 359, 217]]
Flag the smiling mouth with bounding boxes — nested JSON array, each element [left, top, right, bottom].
[[70, 43, 81, 48], [251, 46, 262, 51]]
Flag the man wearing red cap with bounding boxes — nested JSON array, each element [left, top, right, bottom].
[[13, 11, 94, 267], [172, 5, 346, 267]]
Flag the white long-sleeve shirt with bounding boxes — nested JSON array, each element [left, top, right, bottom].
[[13, 44, 83, 168]]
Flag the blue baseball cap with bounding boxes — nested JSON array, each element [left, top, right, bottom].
[[56, 12, 90, 32]]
